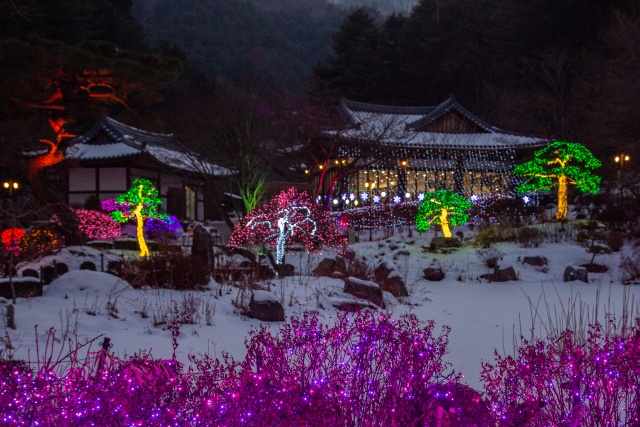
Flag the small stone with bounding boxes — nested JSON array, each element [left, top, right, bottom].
[[423, 267, 445, 281]]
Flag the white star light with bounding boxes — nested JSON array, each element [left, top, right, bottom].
[[417, 193, 425, 201], [393, 195, 401, 204], [360, 192, 369, 201], [349, 193, 355, 201], [373, 195, 381, 203], [522, 195, 530, 204], [341, 194, 347, 201]]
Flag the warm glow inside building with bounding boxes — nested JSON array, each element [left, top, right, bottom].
[[313, 96, 548, 206]]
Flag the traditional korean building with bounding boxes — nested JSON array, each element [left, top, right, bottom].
[[62, 116, 231, 221], [313, 96, 548, 206]]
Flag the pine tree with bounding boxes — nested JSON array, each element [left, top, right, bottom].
[[513, 141, 601, 220], [416, 190, 472, 238]]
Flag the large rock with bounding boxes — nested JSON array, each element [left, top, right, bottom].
[[374, 259, 408, 297], [334, 257, 348, 274], [249, 291, 285, 321], [522, 256, 547, 267], [493, 266, 518, 282], [430, 237, 461, 250], [343, 276, 385, 308], [563, 266, 589, 283], [313, 258, 335, 277], [191, 225, 213, 264], [332, 299, 378, 312], [423, 267, 445, 281]]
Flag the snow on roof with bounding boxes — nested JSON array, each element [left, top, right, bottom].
[[338, 97, 547, 150], [65, 116, 232, 176], [66, 141, 141, 160]]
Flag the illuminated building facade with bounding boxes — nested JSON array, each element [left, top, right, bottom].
[[313, 96, 548, 207]]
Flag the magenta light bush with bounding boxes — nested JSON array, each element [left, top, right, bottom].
[[0, 311, 488, 426], [52, 208, 121, 240], [482, 320, 640, 426]]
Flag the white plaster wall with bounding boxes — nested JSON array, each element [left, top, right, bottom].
[[99, 168, 127, 191], [161, 175, 183, 195], [69, 168, 96, 191], [69, 193, 90, 207]]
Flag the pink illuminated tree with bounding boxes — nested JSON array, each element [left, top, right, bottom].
[[229, 188, 343, 265]]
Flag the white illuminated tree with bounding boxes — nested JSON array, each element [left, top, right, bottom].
[[229, 188, 343, 265]]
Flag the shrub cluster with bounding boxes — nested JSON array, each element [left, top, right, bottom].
[[482, 320, 640, 426], [120, 252, 210, 290], [0, 312, 489, 426], [473, 223, 518, 248], [517, 226, 546, 248]]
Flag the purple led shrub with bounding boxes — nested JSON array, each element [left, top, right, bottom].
[[0, 311, 486, 426], [482, 319, 640, 426], [194, 311, 477, 427], [145, 214, 180, 236]]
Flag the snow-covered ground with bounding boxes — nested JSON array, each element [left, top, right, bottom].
[[2, 225, 638, 392]]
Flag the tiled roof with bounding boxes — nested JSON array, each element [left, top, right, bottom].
[[338, 96, 547, 150], [65, 116, 231, 176]]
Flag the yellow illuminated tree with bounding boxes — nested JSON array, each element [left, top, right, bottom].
[[513, 141, 601, 220], [103, 179, 165, 257]]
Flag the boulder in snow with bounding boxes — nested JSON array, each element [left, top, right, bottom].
[[249, 290, 285, 322], [423, 267, 445, 281], [374, 259, 409, 297], [343, 276, 385, 308], [563, 266, 589, 283]]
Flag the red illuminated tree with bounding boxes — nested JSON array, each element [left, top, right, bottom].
[[0, 38, 181, 244], [229, 188, 343, 265]]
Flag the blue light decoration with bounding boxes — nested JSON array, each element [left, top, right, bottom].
[[393, 195, 402, 204], [349, 193, 355, 201], [341, 194, 347, 201], [522, 195, 530, 204], [360, 192, 369, 201], [373, 195, 381, 204], [418, 193, 425, 201]]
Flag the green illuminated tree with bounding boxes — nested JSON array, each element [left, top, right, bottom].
[[416, 190, 472, 238], [105, 178, 164, 257], [513, 141, 601, 220]]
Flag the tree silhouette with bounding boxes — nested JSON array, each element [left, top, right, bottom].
[[102, 178, 165, 257], [513, 141, 601, 220], [416, 190, 472, 238], [0, 37, 181, 244], [229, 188, 342, 265]]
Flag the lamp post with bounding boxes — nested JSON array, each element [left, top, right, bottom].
[[614, 154, 630, 203], [3, 180, 18, 200]]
